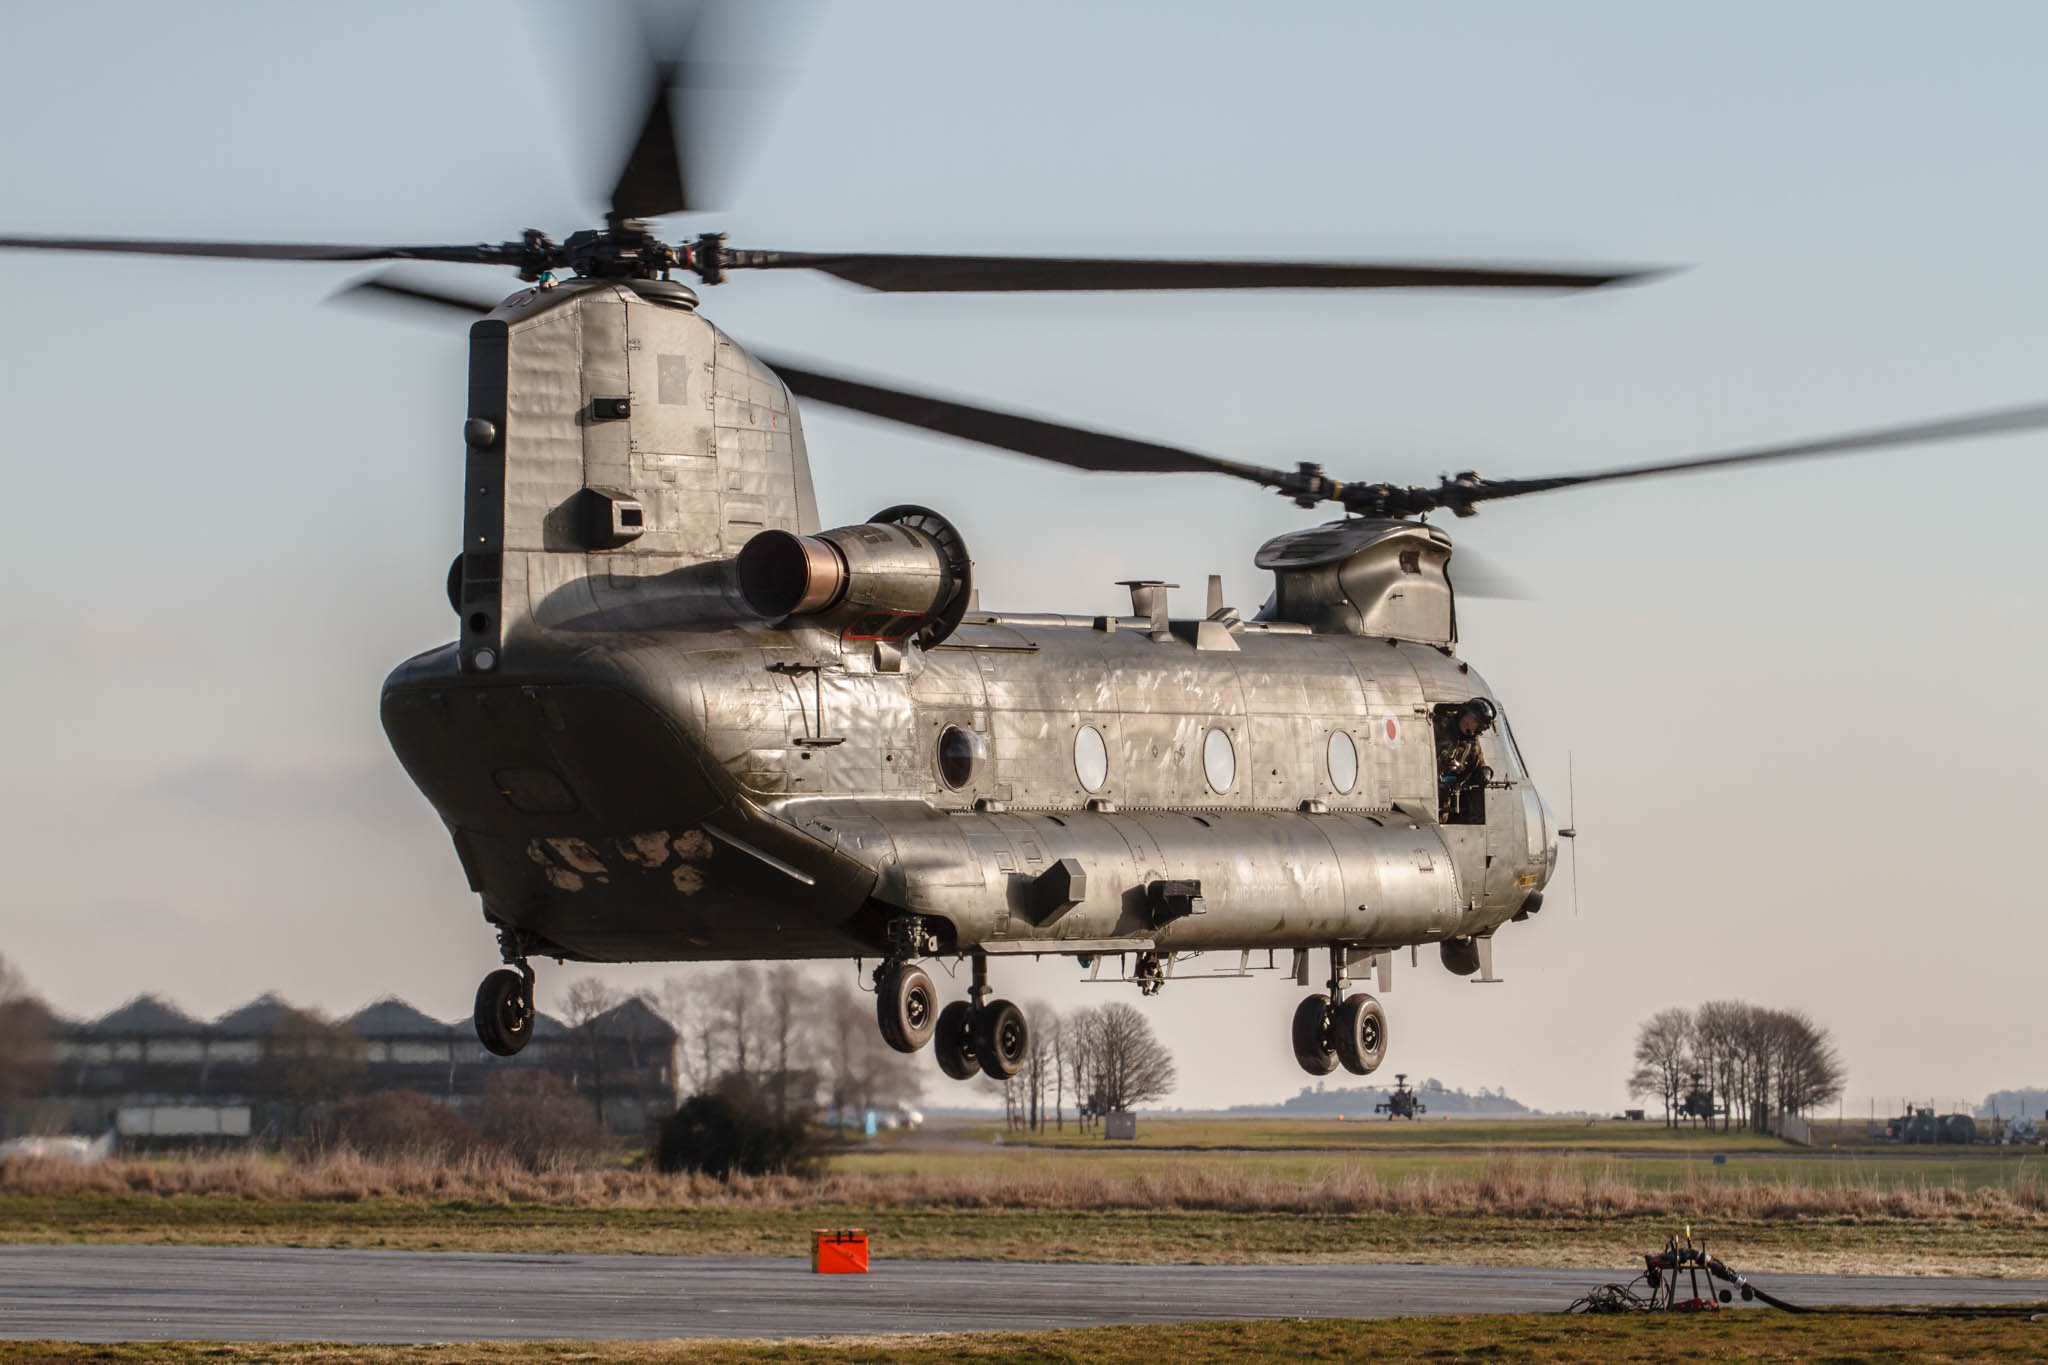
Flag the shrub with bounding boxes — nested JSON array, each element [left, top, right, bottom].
[[655, 1093, 813, 1178], [472, 1071, 613, 1170], [329, 1089, 483, 1160]]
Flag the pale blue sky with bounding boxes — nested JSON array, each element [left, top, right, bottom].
[[1, 1, 2043, 1113]]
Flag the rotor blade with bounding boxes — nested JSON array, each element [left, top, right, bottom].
[[609, 61, 689, 221], [1447, 402, 2048, 511], [0, 234, 510, 265], [729, 253, 1667, 293], [1444, 543, 1531, 600], [328, 273, 497, 318], [755, 352, 1297, 485]]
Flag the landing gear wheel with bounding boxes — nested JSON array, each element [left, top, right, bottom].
[[875, 962, 938, 1054], [975, 999, 1030, 1080], [474, 968, 534, 1057], [1291, 994, 1337, 1075], [933, 1000, 981, 1080], [1333, 993, 1387, 1076]]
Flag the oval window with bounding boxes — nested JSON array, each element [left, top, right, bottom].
[[1327, 730, 1358, 794], [1073, 725, 1109, 793], [1203, 727, 1236, 794], [937, 725, 984, 790]]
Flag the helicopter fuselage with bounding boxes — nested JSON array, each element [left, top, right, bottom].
[[382, 612, 1557, 967]]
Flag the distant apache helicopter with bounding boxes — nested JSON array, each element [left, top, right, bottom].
[[9, 13, 2042, 1086]]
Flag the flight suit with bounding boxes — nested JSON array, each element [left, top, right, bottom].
[[1436, 730, 1488, 821]]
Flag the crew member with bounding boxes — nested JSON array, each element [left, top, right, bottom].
[[1437, 697, 1496, 822]]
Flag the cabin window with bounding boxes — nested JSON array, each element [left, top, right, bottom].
[[1073, 725, 1109, 793], [1327, 731, 1358, 794], [1203, 728, 1236, 794], [937, 725, 984, 790]]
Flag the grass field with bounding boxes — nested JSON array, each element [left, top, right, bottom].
[[5, 1311, 2047, 1363], [4, 1119, 2042, 1278], [973, 1116, 1799, 1152]]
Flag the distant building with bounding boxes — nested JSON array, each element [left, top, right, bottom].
[[8, 991, 679, 1142]]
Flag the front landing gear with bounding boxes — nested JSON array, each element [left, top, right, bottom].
[[474, 965, 535, 1057], [875, 961, 939, 1053], [1291, 947, 1388, 1076], [930, 953, 1029, 1082]]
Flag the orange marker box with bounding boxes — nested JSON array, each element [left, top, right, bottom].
[[812, 1228, 869, 1274]]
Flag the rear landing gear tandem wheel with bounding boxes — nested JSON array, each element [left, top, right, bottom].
[[1333, 993, 1387, 1076], [933, 1000, 980, 1080], [973, 999, 1029, 1080], [928, 952, 1032, 1081], [474, 966, 535, 1057], [1291, 995, 1338, 1075]]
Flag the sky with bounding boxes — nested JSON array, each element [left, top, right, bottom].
[[1, 1, 2044, 1116]]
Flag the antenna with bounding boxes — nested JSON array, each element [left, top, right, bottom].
[[1560, 753, 1580, 917]]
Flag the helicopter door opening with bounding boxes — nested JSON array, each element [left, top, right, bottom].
[[1432, 699, 1496, 826]]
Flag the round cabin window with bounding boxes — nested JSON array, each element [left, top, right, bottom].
[[1203, 727, 1236, 794], [1073, 725, 1109, 793], [937, 725, 984, 790], [1327, 730, 1358, 794]]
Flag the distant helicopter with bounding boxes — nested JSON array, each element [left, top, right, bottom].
[[1375, 1075, 1427, 1121], [8, 15, 2043, 1088]]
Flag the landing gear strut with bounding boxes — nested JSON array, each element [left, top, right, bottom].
[[475, 930, 536, 1057], [1291, 946, 1387, 1077], [932, 952, 1029, 1082]]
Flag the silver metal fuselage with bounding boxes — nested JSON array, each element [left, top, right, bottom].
[[378, 279, 1557, 967]]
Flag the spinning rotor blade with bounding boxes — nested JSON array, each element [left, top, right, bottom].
[[609, 60, 689, 221], [1422, 401, 2048, 515], [754, 353, 1299, 483], [0, 234, 513, 265], [329, 274, 497, 317], [718, 253, 1663, 293]]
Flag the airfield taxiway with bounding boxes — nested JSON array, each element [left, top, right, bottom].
[[3, 1245, 2044, 1342]]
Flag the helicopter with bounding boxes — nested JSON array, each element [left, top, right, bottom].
[[1374, 1074, 1427, 1121], [8, 21, 2046, 1088]]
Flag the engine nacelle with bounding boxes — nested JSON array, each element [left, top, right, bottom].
[[736, 504, 973, 647]]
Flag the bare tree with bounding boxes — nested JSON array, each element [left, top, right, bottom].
[[817, 980, 920, 1123], [762, 965, 812, 1118], [1646, 1000, 1846, 1135], [562, 977, 622, 1126], [0, 953, 56, 1108], [1628, 1006, 1693, 1128], [714, 964, 762, 1085], [1020, 1001, 1059, 1131], [1079, 1003, 1176, 1113], [260, 1006, 366, 1138]]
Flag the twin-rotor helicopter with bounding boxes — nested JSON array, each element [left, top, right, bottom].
[[8, 15, 2043, 1086]]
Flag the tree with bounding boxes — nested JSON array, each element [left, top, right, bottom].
[[561, 977, 622, 1127], [473, 1070, 612, 1169], [0, 953, 55, 1109], [818, 981, 920, 1123], [1628, 1007, 1693, 1128], [260, 1006, 365, 1137], [1074, 1003, 1176, 1114], [761, 965, 812, 1119], [1637, 1001, 1847, 1135]]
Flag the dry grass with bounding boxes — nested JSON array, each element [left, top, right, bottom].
[[4, 1147, 2043, 1222], [4, 1312, 2048, 1363]]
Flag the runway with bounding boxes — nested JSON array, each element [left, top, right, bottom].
[[3, 1245, 2044, 1342]]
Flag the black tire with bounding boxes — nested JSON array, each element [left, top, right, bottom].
[[876, 963, 938, 1054], [474, 968, 533, 1057], [933, 1000, 980, 1080], [975, 999, 1030, 1080], [1333, 994, 1388, 1076], [1291, 995, 1337, 1075]]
